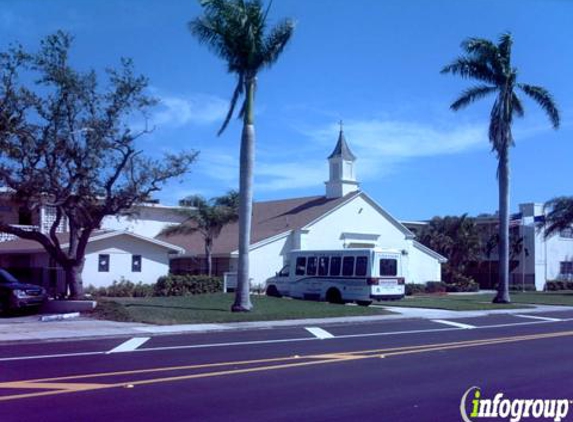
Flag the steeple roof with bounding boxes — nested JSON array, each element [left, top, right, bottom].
[[328, 128, 356, 161]]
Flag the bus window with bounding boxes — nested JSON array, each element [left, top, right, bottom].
[[318, 257, 329, 276], [296, 257, 306, 276], [380, 259, 397, 276], [306, 257, 317, 275], [342, 256, 355, 276], [330, 256, 341, 276], [356, 256, 368, 276]]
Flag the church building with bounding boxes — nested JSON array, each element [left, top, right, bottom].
[[161, 128, 446, 289]]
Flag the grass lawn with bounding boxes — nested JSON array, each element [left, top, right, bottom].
[[380, 294, 533, 311], [381, 291, 573, 311], [92, 293, 394, 325], [509, 291, 573, 306]]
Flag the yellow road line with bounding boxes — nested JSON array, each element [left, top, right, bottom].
[[0, 329, 571, 403]]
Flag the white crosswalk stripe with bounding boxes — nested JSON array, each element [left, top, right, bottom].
[[107, 337, 151, 354], [431, 319, 476, 329], [514, 314, 562, 322], [305, 327, 335, 339]]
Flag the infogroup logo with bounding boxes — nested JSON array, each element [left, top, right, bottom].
[[460, 387, 571, 422]]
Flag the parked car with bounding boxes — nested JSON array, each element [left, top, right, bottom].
[[0, 268, 48, 314]]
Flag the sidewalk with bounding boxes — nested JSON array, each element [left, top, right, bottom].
[[0, 303, 571, 344]]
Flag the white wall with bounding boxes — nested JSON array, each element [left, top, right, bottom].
[[408, 242, 442, 284], [302, 195, 408, 250], [248, 234, 292, 288], [82, 235, 171, 288]]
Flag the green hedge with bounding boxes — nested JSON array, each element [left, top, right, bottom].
[[154, 275, 223, 296], [86, 279, 154, 298], [546, 280, 573, 291], [445, 279, 480, 293], [406, 280, 479, 295], [405, 283, 426, 296], [425, 281, 447, 293], [86, 275, 223, 297]]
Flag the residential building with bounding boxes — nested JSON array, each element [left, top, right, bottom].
[[0, 191, 183, 290]]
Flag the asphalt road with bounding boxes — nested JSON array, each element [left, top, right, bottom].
[[2, 311, 573, 422]]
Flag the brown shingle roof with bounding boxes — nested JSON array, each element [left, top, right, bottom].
[[156, 193, 360, 256]]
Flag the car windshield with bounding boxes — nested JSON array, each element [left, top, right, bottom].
[[0, 269, 19, 284]]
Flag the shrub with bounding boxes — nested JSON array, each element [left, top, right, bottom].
[[424, 281, 447, 294], [154, 274, 223, 296], [445, 282, 479, 293], [545, 280, 573, 291], [445, 275, 480, 293], [405, 283, 426, 296], [85, 278, 154, 298]]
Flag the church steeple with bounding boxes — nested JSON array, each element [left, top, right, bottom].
[[325, 122, 359, 198], [328, 122, 357, 161]]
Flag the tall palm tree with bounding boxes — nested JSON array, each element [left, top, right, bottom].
[[543, 196, 573, 238], [161, 191, 239, 276], [189, 0, 294, 311], [442, 33, 560, 303]]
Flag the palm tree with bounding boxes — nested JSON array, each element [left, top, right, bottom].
[[418, 215, 481, 284], [543, 196, 573, 238], [160, 191, 239, 276], [441, 33, 560, 303], [189, 0, 294, 311]]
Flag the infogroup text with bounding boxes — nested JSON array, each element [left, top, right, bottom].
[[460, 387, 570, 422]]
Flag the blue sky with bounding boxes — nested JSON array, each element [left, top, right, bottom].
[[1, 0, 572, 221]]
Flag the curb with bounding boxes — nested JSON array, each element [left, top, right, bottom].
[[39, 312, 81, 322]]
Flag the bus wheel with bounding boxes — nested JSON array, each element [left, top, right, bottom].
[[266, 285, 281, 298], [356, 300, 372, 307], [326, 288, 343, 305]]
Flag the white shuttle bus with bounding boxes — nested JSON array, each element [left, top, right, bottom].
[[265, 248, 405, 306]]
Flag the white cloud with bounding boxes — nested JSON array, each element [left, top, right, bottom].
[[195, 149, 239, 185], [310, 119, 486, 159], [255, 161, 327, 192], [153, 94, 228, 127]]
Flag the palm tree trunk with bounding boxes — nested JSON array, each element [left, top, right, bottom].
[[232, 78, 255, 312], [494, 147, 511, 303], [205, 237, 213, 277]]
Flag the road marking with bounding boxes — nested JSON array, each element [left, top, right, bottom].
[[305, 327, 335, 339], [1, 317, 572, 363], [106, 337, 150, 354], [514, 314, 562, 322], [431, 319, 476, 329], [0, 381, 108, 391], [2, 330, 573, 403]]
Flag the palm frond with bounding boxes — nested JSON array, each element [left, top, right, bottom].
[[543, 196, 573, 238], [441, 57, 497, 85], [512, 92, 524, 118], [489, 96, 514, 155], [518, 83, 560, 129], [218, 75, 244, 135], [262, 19, 295, 68], [497, 32, 513, 65], [159, 222, 198, 237], [450, 84, 497, 111]]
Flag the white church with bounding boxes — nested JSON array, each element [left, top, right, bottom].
[[159, 128, 447, 289]]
